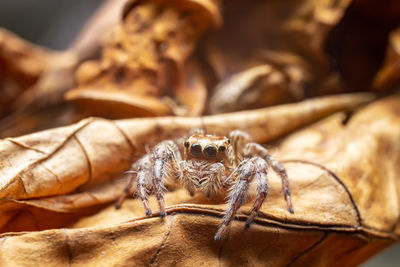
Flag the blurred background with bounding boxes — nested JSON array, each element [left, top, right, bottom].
[[0, 0, 103, 50], [0, 1, 398, 266]]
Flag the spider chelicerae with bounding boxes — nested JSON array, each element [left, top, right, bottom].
[[116, 130, 294, 241]]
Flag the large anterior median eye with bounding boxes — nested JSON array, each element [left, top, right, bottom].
[[204, 145, 217, 158], [190, 143, 202, 156]]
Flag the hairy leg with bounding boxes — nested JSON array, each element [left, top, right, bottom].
[[179, 161, 196, 196], [136, 154, 153, 215], [245, 158, 269, 228], [215, 157, 268, 241], [243, 143, 293, 213], [116, 140, 182, 217], [115, 170, 136, 210], [152, 140, 182, 217], [115, 154, 153, 214], [229, 130, 251, 166]]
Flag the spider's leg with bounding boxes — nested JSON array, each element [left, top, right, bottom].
[[136, 155, 153, 216], [229, 130, 251, 166], [152, 140, 181, 217], [179, 161, 195, 196], [115, 154, 153, 216], [115, 171, 136, 210], [244, 143, 294, 213], [245, 158, 269, 228], [215, 158, 258, 241], [188, 128, 205, 135]]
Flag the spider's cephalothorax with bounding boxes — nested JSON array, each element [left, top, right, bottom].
[[181, 134, 231, 198], [116, 130, 294, 241]]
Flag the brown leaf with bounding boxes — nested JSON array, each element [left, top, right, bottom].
[[0, 0, 126, 137], [325, 0, 400, 93], [65, 89, 171, 118], [202, 0, 352, 113], [373, 28, 400, 92], [208, 64, 301, 113], [0, 95, 398, 266], [67, 0, 220, 118], [0, 103, 76, 139], [0, 93, 372, 231], [278, 97, 400, 235], [0, 28, 56, 117], [0, 178, 126, 233]]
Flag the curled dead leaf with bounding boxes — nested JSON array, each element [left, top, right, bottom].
[[373, 28, 400, 92], [67, 0, 221, 118], [65, 89, 171, 118], [0, 177, 126, 233], [208, 64, 301, 113], [1, 0, 400, 265], [0, 95, 398, 266], [0, 93, 372, 232], [0, 28, 57, 117], [0, 1, 125, 137], [201, 0, 353, 113]]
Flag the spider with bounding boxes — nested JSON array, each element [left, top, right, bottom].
[[116, 130, 294, 241]]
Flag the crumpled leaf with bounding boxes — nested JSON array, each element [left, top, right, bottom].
[[8, 0, 127, 115], [0, 95, 398, 266], [373, 28, 400, 92], [327, 0, 400, 93], [0, 28, 59, 118], [0, 0, 125, 138], [0, 177, 126, 233], [202, 0, 352, 113], [0, 103, 77, 139], [0, 93, 372, 231], [66, 0, 221, 118], [209, 64, 300, 114], [0, 29, 81, 140]]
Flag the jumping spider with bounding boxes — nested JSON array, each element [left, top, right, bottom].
[[116, 130, 294, 241]]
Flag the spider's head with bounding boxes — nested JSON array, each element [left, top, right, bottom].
[[184, 134, 230, 161]]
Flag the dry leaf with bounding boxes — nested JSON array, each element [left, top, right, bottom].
[[0, 93, 372, 231], [201, 0, 352, 113], [0, 103, 76, 139], [373, 28, 400, 92], [0, 28, 57, 117], [0, 178, 126, 233], [0, 0, 125, 138], [0, 95, 398, 266], [66, 0, 221, 118], [327, 0, 400, 93], [1, 1, 400, 265], [10, 0, 126, 115], [208, 64, 301, 113]]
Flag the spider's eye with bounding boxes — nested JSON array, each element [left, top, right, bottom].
[[218, 145, 226, 153], [184, 141, 190, 148], [204, 145, 217, 158], [190, 143, 202, 156]]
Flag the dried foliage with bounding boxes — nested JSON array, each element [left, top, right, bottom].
[[0, 0, 400, 266], [0, 29, 71, 117], [0, 93, 371, 231], [0, 96, 399, 266], [66, 0, 220, 118]]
